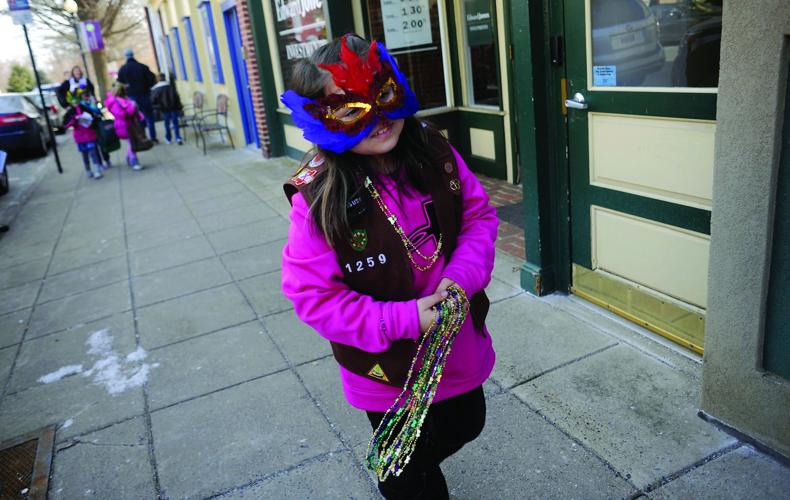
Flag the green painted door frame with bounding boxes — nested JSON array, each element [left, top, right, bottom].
[[513, 0, 572, 295], [247, 0, 285, 157]]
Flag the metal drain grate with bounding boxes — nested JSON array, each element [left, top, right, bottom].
[[0, 426, 55, 500]]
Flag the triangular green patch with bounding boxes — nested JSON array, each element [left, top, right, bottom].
[[367, 363, 390, 383]]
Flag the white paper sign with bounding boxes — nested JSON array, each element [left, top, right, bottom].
[[593, 65, 617, 87], [381, 0, 432, 50]]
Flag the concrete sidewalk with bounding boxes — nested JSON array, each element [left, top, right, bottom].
[[0, 134, 787, 499]]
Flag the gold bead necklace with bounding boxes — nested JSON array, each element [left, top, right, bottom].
[[364, 176, 442, 272]]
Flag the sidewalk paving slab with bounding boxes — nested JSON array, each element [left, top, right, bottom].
[[512, 344, 737, 489], [129, 234, 214, 276], [0, 372, 144, 443], [206, 217, 289, 255], [26, 280, 131, 338], [0, 255, 50, 290], [37, 255, 128, 304], [0, 308, 30, 348], [195, 203, 279, 234], [48, 417, 156, 500], [131, 256, 232, 306], [238, 271, 292, 317], [219, 450, 377, 499], [47, 235, 126, 275], [220, 239, 286, 281], [125, 217, 203, 252], [7, 311, 136, 394], [151, 372, 343, 499], [260, 309, 332, 366], [487, 293, 618, 389], [440, 392, 637, 499], [648, 445, 790, 499], [146, 321, 288, 411], [295, 356, 372, 448], [136, 284, 256, 349], [0, 280, 41, 316]]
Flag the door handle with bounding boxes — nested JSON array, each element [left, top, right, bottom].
[[564, 92, 588, 110]]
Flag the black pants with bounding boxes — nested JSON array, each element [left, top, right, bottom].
[[366, 385, 486, 500]]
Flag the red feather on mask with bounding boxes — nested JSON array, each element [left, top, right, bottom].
[[319, 37, 382, 95]]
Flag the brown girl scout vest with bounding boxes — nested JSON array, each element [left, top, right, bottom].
[[283, 133, 490, 388]]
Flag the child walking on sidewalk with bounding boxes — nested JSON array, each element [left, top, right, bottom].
[[63, 88, 103, 179], [77, 89, 112, 170], [105, 82, 145, 170], [150, 73, 183, 145], [280, 34, 498, 499]]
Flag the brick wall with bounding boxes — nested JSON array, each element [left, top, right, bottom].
[[237, 0, 272, 157]]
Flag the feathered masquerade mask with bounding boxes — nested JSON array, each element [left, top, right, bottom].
[[281, 36, 419, 153]]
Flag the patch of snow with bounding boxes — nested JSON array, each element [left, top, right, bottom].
[[86, 329, 112, 356], [61, 419, 74, 429], [38, 364, 83, 384], [82, 329, 156, 395], [125, 346, 147, 363]]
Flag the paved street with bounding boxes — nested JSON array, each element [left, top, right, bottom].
[[0, 134, 787, 499]]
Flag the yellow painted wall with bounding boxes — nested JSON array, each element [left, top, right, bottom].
[[148, 0, 249, 148]]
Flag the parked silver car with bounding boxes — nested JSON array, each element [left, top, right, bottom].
[[23, 90, 65, 133], [591, 0, 665, 86]]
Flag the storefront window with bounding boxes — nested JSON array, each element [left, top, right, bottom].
[[199, 1, 225, 84], [367, 0, 449, 109], [172, 27, 188, 81], [460, 0, 500, 107], [590, 0, 723, 88], [184, 17, 203, 82], [165, 33, 176, 78], [271, 0, 330, 88]]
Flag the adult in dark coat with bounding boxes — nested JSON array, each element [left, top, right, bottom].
[[117, 48, 158, 142], [56, 66, 95, 108]]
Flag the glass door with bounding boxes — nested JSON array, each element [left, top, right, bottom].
[[563, 0, 723, 353]]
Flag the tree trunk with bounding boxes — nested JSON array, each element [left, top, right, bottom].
[[90, 50, 109, 101]]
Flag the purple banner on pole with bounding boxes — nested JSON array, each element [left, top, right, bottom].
[[80, 20, 104, 51]]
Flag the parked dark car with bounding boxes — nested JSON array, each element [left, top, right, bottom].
[[0, 94, 52, 156], [591, 0, 665, 86], [671, 16, 722, 87], [650, 0, 723, 47]]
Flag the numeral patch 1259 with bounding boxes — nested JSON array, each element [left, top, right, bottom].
[[344, 253, 388, 273]]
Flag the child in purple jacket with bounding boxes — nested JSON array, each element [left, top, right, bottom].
[[63, 88, 103, 179], [281, 34, 498, 499]]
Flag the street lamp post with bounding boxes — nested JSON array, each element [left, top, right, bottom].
[[63, 0, 91, 82]]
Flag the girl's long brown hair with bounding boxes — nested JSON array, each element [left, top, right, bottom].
[[290, 34, 444, 246]]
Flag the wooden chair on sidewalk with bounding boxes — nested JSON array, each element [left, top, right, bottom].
[[195, 94, 235, 155]]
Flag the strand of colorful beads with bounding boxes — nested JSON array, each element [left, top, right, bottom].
[[366, 285, 469, 481]]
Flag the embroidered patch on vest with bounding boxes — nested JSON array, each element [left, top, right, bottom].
[[292, 166, 318, 186], [349, 228, 368, 251], [367, 363, 390, 383], [449, 178, 461, 191], [309, 154, 325, 168]]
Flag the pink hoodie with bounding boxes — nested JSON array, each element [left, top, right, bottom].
[[104, 93, 143, 139], [63, 105, 97, 144], [282, 147, 498, 411]]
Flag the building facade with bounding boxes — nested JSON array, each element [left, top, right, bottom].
[[145, 0, 266, 152], [144, 0, 789, 458]]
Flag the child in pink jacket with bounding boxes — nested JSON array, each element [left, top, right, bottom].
[[105, 81, 144, 170], [281, 35, 497, 499], [63, 88, 103, 179]]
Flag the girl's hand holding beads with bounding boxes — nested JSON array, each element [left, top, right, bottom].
[[417, 290, 448, 334]]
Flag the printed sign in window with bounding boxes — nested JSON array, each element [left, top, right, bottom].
[[593, 65, 617, 87], [381, 0, 432, 50]]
